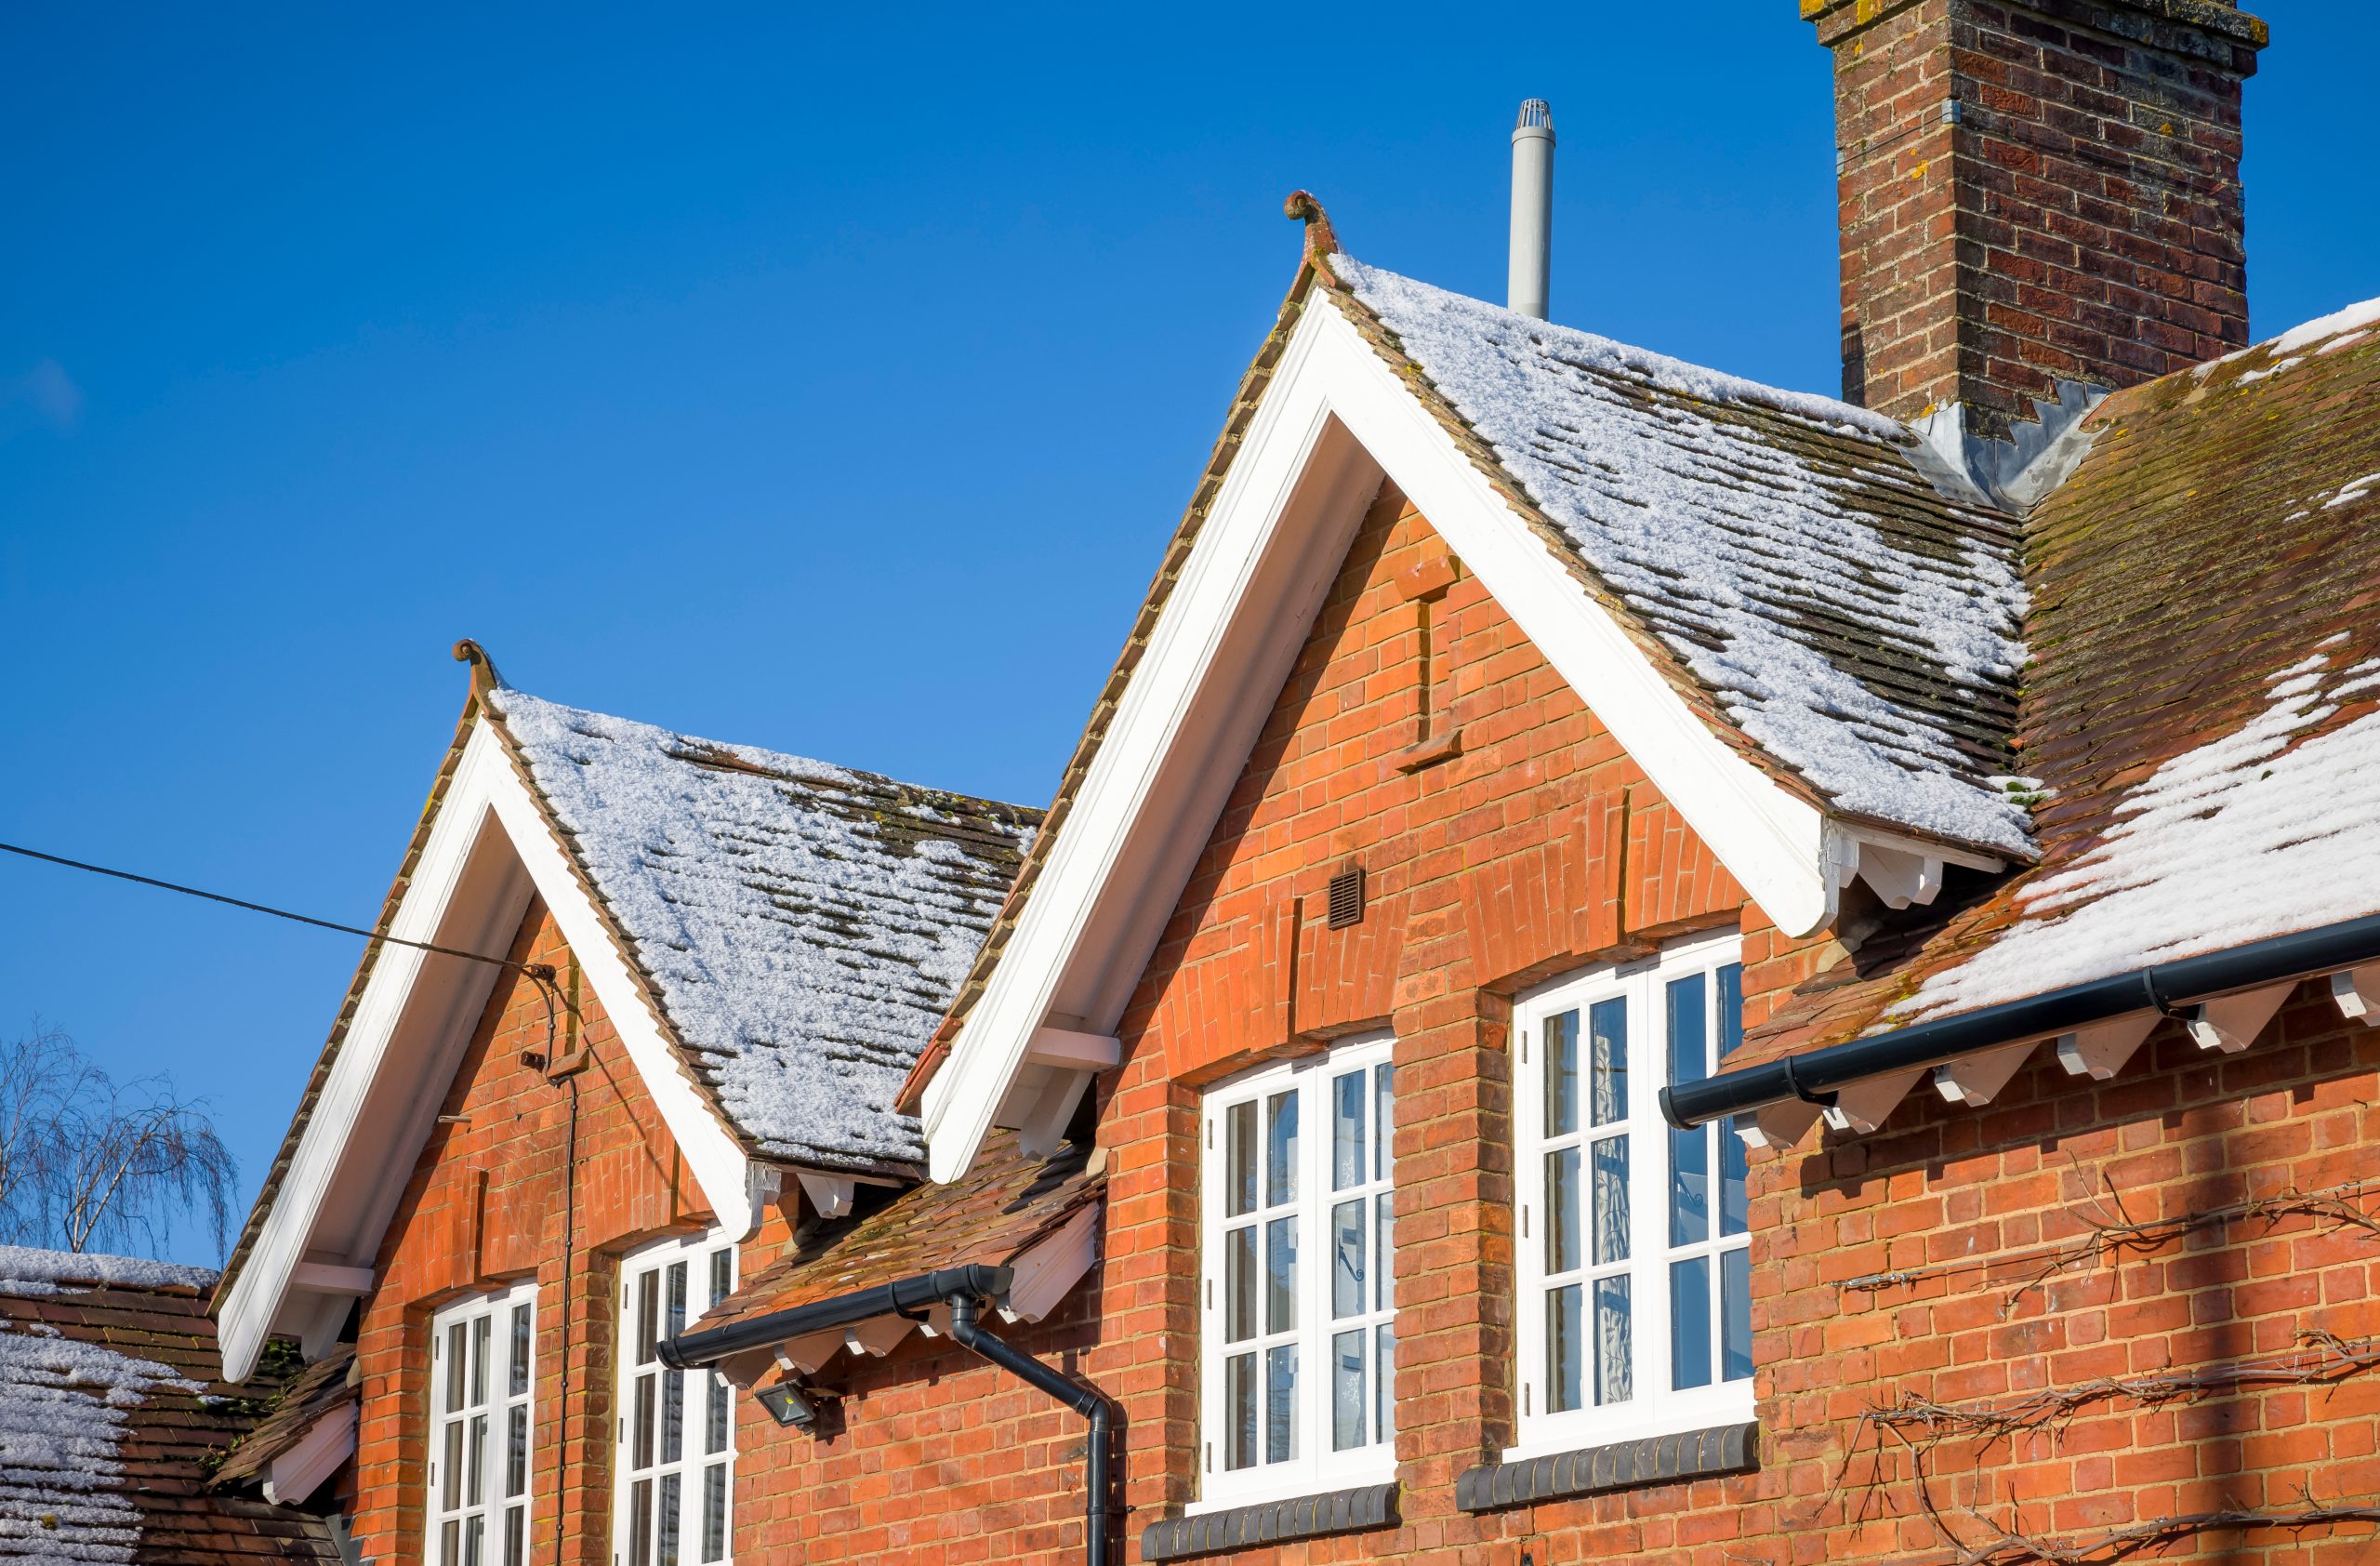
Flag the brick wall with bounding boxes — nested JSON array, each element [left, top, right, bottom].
[[351, 899, 737, 1565], [1810, 0, 2264, 434]]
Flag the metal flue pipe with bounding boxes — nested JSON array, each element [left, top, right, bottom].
[[1509, 99, 1555, 318]]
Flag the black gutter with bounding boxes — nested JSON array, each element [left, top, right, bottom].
[[659, 1264, 1011, 1371], [660, 1264, 1116, 1566], [1661, 910, 2380, 1131]]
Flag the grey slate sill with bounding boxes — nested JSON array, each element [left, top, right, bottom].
[[1141, 1481, 1399, 1561], [1456, 1421, 1758, 1514]]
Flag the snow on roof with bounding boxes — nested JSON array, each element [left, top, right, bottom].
[[486, 690, 1037, 1171], [1334, 256, 2033, 856], [0, 1315, 198, 1560], [0, 1247, 218, 1298], [1885, 641, 2380, 1025]]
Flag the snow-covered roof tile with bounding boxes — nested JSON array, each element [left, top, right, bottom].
[[486, 690, 1038, 1172], [1743, 305, 2380, 1060], [0, 1248, 340, 1562], [1333, 256, 2032, 856]]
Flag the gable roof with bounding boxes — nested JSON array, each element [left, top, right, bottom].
[[1332, 258, 2030, 856], [217, 660, 1035, 1378], [0, 1248, 340, 1564], [484, 689, 1038, 1171], [912, 204, 2037, 1175], [1737, 296, 2380, 1075]]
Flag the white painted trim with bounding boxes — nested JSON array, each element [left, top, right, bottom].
[[1510, 932, 1752, 1462], [290, 1261, 375, 1296], [615, 1231, 741, 1566], [218, 721, 754, 1380], [1000, 1202, 1101, 1324], [424, 1281, 538, 1565], [926, 298, 1845, 1182], [796, 1173, 855, 1219], [1026, 1028, 1123, 1070], [263, 1400, 357, 1506]]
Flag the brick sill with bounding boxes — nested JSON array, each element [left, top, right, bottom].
[[1455, 1421, 1758, 1514], [1142, 1481, 1399, 1561]]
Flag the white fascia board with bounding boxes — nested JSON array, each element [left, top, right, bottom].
[[218, 721, 752, 1380], [922, 298, 1838, 1182], [263, 1402, 358, 1506]]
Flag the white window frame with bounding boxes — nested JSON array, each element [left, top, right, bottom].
[[1511, 929, 1752, 1461], [615, 1232, 741, 1566], [426, 1280, 539, 1566], [1195, 1032, 1397, 1513]]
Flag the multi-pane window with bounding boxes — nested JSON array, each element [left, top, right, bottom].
[[428, 1281, 536, 1566], [1514, 933, 1751, 1455], [616, 1236, 738, 1565], [1198, 1034, 1396, 1510]]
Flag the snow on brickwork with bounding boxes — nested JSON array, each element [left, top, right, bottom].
[[0, 1315, 199, 1561], [487, 690, 1035, 1171], [1890, 640, 2380, 1023], [0, 1247, 218, 1298], [1334, 257, 2032, 856]]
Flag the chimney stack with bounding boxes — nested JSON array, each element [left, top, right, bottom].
[[1806, 0, 2268, 437], [1509, 100, 1554, 319]]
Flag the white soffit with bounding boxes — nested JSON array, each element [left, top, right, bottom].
[[218, 721, 754, 1380], [924, 296, 1853, 1181]]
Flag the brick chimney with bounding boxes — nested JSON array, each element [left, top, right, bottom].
[[1806, 0, 2267, 436]]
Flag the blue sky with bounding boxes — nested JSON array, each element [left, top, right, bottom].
[[5, 3, 2374, 1263]]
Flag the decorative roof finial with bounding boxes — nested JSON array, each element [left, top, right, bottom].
[[1284, 191, 1341, 270], [452, 638, 507, 697]]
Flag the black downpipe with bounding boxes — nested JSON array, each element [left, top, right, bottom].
[[1660, 910, 2380, 1131], [946, 1292, 1114, 1566]]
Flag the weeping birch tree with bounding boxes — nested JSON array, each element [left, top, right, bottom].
[[0, 1023, 236, 1260]]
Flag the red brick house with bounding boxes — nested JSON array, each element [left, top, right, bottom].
[[219, 3, 2380, 1563]]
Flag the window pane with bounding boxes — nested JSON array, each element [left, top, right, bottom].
[[1224, 1352, 1256, 1470], [1224, 1225, 1256, 1342], [629, 1478, 653, 1566], [1717, 962, 1744, 1062], [504, 1506, 523, 1566], [1375, 1193, 1394, 1313], [708, 1249, 732, 1310], [667, 1262, 688, 1339], [1592, 1134, 1630, 1266], [464, 1516, 483, 1566], [1332, 1070, 1366, 1191], [1593, 1275, 1633, 1406], [1589, 998, 1627, 1127], [636, 1271, 659, 1366], [1543, 1009, 1579, 1138], [509, 1304, 531, 1398], [1264, 1344, 1297, 1464], [1720, 1115, 1749, 1237], [1670, 1124, 1710, 1246], [1331, 1328, 1368, 1452], [471, 1314, 491, 1406], [1547, 1282, 1583, 1413], [1722, 1247, 1752, 1381], [1264, 1215, 1297, 1334], [1264, 1090, 1298, 1208], [1225, 1100, 1258, 1217], [506, 1406, 526, 1498], [658, 1471, 681, 1566], [705, 1372, 731, 1456], [1546, 1147, 1580, 1275], [442, 1420, 463, 1508], [1667, 972, 1709, 1085], [1376, 1322, 1395, 1444], [1671, 1256, 1712, 1390], [441, 1520, 458, 1566], [633, 1373, 656, 1468], [1331, 1199, 1367, 1320], [445, 1322, 468, 1413], [662, 1367, 685, 1465], [702, 1463, 729, 1562], [466, 1413, 487, 1506], [1373, 1062, 1394, 1182]]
